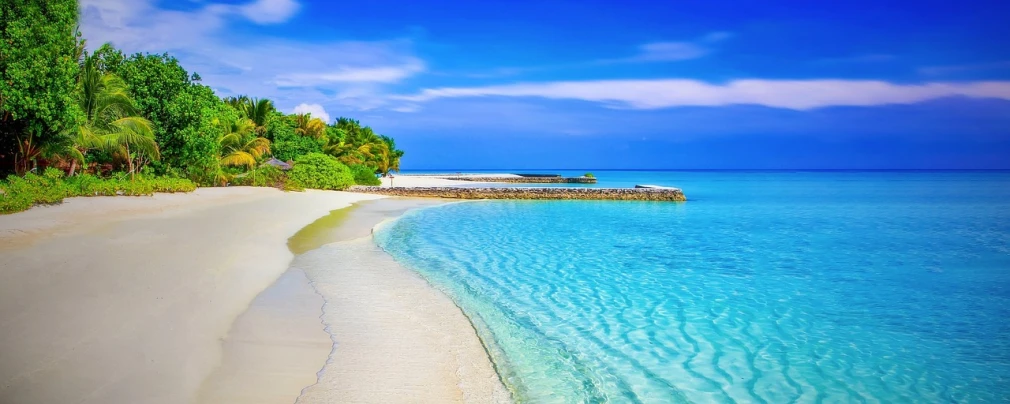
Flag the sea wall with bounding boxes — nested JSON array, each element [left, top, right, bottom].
[[438, 176, 597, 184], [348, 186, 686, 201]]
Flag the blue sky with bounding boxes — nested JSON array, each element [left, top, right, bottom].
[[80, 0, 1010, 169]]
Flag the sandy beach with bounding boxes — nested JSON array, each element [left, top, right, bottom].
[[0, 188, 507, 403], [378, 174, 496, 187]]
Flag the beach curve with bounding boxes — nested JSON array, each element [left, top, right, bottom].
[[0, 187, 383, 404], [197, 198, 511, 404]]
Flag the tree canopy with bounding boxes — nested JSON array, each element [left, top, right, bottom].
[[0, 0, 404, 190], [0, 0, 82, 174]]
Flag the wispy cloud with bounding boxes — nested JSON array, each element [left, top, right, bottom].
[[598, 31, 733, 64], [79, 0, 424, 112], [919, 61, 1010, 76], [397, 79, 1010, 110], [813, 54, 897, 65], [239, 0, 301, 24], [273, 62, 425, 86], [457, 31, 732, 78]]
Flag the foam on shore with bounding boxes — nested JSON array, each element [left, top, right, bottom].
[[198, 198, 510, 404]]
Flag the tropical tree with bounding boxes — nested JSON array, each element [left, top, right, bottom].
[[217, 115, 270, 170], [378, 135, 404, 168], [76, 52, 159, 179], [294, 113, 327, 139], [374, 141, 401, 186], [268, 112, 323, 161], [224, 96, 275, 134], [0, 0, 81, 175], [101, 50, 220, 179], [322, 139, 374, 166]]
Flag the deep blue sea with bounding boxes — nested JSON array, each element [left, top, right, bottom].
[[376, 171, 1010, 403]]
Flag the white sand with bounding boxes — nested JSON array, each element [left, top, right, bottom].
[[199, 198, 510, 404], [379, 175, 473, 187], [379, 173, 523, 188], [295, 236, 511, 404], [195, 268, 331, 404], [0, 187, 383, 404]]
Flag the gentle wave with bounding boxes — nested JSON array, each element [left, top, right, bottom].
[[375, 172, 1010, 403]]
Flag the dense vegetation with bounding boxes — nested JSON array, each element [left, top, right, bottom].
[[0, 0, 402, 213], [0, 168, 195, 214], [288, 153, 355, 191]]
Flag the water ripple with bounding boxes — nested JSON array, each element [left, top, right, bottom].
[[376, 172, 1010, 403]]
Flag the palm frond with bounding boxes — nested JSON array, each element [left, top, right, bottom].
[[220, 151, 257, 169], [243, 137, 271, 159], [105, 116, 160, 160]]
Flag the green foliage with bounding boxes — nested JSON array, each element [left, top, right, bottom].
[[269, 114, 323, 161], [229, 164, 289, 188], [1, 25, 406, 185], [322, 118, 403, 178], [584, 172, 595, 178], [224, 95, 275, 133], [350, 164, 381, 185], [0, 0, 82, 175], [0, 169, 195, 214], [103, 51, 221, 179], [288, 153, 354, 191], [216, 109, 270, 171], [76, 51, 159, 177]]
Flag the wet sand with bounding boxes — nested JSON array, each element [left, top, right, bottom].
[[198, 198, 511, 403]]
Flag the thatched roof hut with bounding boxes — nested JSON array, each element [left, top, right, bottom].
[[263, 158, 293, 171]]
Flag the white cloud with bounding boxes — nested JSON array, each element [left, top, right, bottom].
[[292, 103, 331, 123], [398, 79, 1010, 110], [599, 31, 733, 64], [629, 42, 709, 62], [274, 62, 425, 86], [453, 31, 732, 79], [390, 104, 421, 113], [239, 0, 300, 24], [919, 61, 1010, 76], [79, 0, 424, 114]]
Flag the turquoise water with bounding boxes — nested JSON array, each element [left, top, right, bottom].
[[375, 171, 1010, 403]]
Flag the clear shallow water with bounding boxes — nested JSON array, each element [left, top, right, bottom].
[[376, 171, 1010, 403]]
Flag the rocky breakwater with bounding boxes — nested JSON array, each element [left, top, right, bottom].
[[348, 186, 687, 202]]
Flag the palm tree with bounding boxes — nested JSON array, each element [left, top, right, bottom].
[[323, 140, 374, 166], [374, 141, 401, 186], [217, 116, 270, 170], [224, 96, 275, 134], [294, 113, 326, 139], [77, 52, 159, 179]]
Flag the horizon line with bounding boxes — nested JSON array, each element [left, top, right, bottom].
[[400, 168, 1010, 172]]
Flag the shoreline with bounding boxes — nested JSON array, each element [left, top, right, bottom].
[[0, 187, 384, 403], [198, 198, 511, 403]]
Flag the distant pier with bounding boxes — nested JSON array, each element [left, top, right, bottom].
[[348, 186, 686, 201]]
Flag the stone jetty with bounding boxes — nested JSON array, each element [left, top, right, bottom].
[[348, 186, 686, 201]]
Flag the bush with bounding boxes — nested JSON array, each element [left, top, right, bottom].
[[0, 171, 196, 215], [269, 114, 324, 161], [230, 165, 289, 188], [350, 164, 381, 186], [584, 172, 595, 178], [288, 153, 354, 190]]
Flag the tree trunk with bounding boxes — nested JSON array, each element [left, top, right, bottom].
[[69, 159, 77, 176], [126, 143, 134, 181]]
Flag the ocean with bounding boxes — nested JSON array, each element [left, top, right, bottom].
[[375, 171, 1010, 402]]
